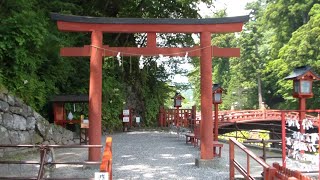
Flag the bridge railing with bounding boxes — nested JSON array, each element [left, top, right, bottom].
[[273, 162, 313, 180], [229, 137, 276, 180]]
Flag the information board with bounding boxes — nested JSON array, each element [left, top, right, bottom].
[[123, 116, 130, 122]]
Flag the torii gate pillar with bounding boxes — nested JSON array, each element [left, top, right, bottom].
[[200, 32, 213, 159], [88, 31, 103, 161]]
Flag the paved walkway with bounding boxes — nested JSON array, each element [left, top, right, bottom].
[[0, 130, 318, 179]]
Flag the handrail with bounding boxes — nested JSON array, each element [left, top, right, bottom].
[[229, 137, 276, 180], [243, 139, 282, 161], [0, 144, 103, 179], [100, 137, 112, 180], [273, 162, 313, 180]]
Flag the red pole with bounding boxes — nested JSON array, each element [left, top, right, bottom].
[[88, 30, 103, 161], [281, 112, 286, 167], [299, 98, 306, 155], [318, 113, 320, 179], [299, 98, 306, 134], [175, 106, 180, 126], [214, 103, 219, 141], [200, 31, 213, 159]]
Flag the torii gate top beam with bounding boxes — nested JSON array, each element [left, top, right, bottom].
[[50, 13, 249, 33]]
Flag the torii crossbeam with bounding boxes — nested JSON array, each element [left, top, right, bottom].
[[51, 13, 249, 164]]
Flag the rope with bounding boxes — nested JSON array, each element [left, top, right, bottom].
[[90, 44, 213, 56]]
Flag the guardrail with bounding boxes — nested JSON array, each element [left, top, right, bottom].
[[229, 137, 276, 179], [100, 137, 112, 180], [243, 139, 282, 161], [0, 144, 103, 179]]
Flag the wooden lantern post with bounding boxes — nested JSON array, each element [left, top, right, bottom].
[[172, 92, 184, 126], [212, 84, 223, 142]]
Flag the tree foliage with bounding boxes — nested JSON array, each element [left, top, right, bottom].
[[2, 0, 320, 131], [0, 0, 212, 131]]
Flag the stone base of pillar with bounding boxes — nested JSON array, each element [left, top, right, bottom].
[[83, 164, 100, 170], [195, 158, 221, 168]]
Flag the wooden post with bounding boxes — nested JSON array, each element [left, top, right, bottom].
[[299, 98, 306, 134], [53, 102, 65, 127], [88, 30, 103, 161], [318, 113, 320, 180], [281, 112, 286, 167], [262, 139, 266, 161], [229, 140, 235, 180], [200, 31, 213, 159], [214, 103, 219, 141]]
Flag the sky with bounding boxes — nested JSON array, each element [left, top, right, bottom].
[[198, 0, 256, 17], [172, 0, 256, 84]]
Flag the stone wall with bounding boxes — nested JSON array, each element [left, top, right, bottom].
[[0, 92, 78, 157]]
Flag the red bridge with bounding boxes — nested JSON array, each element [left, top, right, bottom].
[[159, 108, 320, 134]]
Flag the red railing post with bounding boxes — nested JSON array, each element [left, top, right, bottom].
[[100, 137, 112, 180], [318, 112, 320, 180], [281, 112, 286, 167], [229, 139, 235, 180]]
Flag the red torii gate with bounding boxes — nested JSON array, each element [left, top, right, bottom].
[[50, 13, 249, 163]]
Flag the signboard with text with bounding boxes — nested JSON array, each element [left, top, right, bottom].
[[123, 116, 130, 122], [94, 172, 109, 180]]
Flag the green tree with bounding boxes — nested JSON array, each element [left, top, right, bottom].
[[265, 4, 320, 109]]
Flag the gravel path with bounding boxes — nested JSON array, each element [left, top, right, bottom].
[[111, 130, 229, 180], [1, 130, 318, 179]]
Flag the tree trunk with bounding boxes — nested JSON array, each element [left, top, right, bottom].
[[258, 74, 263, 109]]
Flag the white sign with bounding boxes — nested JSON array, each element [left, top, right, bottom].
[[83, 119, 89, 124], [94, 172, 109, 180], [123, 109, 130, 116], [123, 116, 130, 122], [136, 117, 140, 123]]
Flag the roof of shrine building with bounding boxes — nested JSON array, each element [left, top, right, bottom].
[[50, 13, 249, 25]]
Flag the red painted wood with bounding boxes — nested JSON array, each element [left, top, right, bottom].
[[54, 15, 246, 163], [56, 21, 244, 33], [214, 104, 219, 142], [319, 114, 320, 179], [88, 30, 103, 161], [147, 33, 157, 47], [299, 98, 306, 134], [200, 31, 213, 159], [100, 137, 112, 180], [229, 137, 276, 179], [53, 102, 65, 126], [60, 45, 240, 57], [281, 112, 286, 168]]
